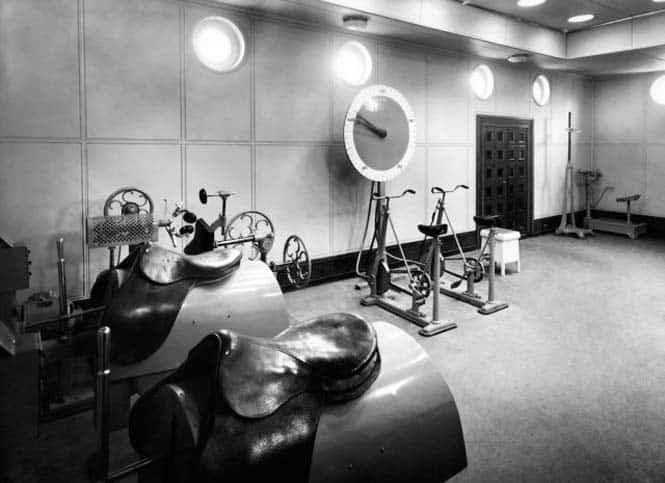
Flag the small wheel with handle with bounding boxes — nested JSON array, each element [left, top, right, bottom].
[[224, 210, 275, 261], [283, 235, 312, 289]]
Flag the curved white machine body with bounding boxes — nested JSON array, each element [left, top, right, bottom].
[[309, 321, 467, 482], [111, 260, 291, 381]]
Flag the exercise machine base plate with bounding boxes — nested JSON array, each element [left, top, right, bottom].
[[591, 218, 647, 240], [478, 300, 509, 315], [439, 286, 508, 315], [361, 294, 457, 336], [555, 225, 594, 239]]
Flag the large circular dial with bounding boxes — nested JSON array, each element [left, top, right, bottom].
[[344, 85, 416, 182]]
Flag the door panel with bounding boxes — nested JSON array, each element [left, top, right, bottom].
[[477, 117, 533, 235]]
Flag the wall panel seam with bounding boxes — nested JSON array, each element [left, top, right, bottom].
[[251, 16, 257, 210], [180, 4, 187, 219], [78, 0, 89, 294]]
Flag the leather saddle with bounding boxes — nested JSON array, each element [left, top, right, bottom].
[[129, 313, 380, 482], [97, 243, 242, 364], [473, 215, 501, 228], [616, 194, 640, 203]]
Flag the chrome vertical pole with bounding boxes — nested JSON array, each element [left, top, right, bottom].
[[487, 230, 496, 302], [96, 326, 111, 482]]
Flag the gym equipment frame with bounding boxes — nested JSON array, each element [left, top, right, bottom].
[[423, 186, 508, 315], [591, 194, 648, 239], [358, 187, 456, 336], [578, 169, 613, 229]]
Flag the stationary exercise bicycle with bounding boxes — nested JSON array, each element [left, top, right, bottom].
[[183, 188, 312, 288], [356, 184, 456, 336], [421, 185, 508, 315]]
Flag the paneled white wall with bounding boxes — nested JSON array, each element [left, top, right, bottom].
[[0, 0, 591, 299], [593, 73, 665, 217]]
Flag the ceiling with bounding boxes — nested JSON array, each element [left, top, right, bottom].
[[216, 0, 665, 76], [463, 0, 665, 32]]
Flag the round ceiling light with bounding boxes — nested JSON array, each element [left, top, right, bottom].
[[334, 41, 373, 86], [532, 74, 551, 106], [568, 14, 595, 23], [471, 64, 494, 100], [517, 0, 546, 7], [192, 16, 245, 73], [650, 74, 665, 105]]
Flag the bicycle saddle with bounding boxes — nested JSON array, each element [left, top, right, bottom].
[[616, 194, 640, 203], [473, 215, 501, 228], [418, 223, 448, 238]]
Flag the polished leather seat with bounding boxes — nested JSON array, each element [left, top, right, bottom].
[[473, 215, 501, 228], [616, 194, 640, 203], [129, 313, 380, 480], [100, 243, 243, 364], [418, 223, 447, 238], [140, 243, 242, 284]]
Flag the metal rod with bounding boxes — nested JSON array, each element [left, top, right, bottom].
[[487, 230, 496, 302], [626, 199, 632, 224], [106, 457, 157, 481], [56, 238, 68, 316], [95, 326, 111, 482], [214, 234, 256, 248], [24, 306, 106, 333], [432, 235, 441, 322]]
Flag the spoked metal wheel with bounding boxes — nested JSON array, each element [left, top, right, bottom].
[[409, 268, 432, 299], [466, 257, 484, 283], [283, 235, 311, 289], [224, 210, 275, 261]]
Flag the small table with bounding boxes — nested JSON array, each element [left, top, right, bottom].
[[480, 228, 521, 276]]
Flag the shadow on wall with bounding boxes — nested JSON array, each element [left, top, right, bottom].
[[326, 144, 372, 256]]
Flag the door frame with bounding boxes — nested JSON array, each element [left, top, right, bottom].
[[476, 115, 535, 236]]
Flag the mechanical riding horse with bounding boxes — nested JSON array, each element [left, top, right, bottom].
[[103, 315, 467, 482], [84, 188, 292, 421]]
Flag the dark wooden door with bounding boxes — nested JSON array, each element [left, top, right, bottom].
[[477, 116, 533, 235]]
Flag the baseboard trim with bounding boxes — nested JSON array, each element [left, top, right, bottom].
[[283, 207, 665, 291], [531, 211, 585, 237], [278, 230, 478, 290]]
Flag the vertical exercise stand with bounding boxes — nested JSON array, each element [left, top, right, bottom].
[[556, 112, 593, 239]]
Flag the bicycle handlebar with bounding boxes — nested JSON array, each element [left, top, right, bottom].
[[372, 188, 416, 201], [431, 184, 469, 195]]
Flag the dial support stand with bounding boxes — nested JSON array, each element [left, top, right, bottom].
[[360, 182, 457, 336]]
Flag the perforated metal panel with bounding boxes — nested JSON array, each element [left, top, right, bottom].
[[86, 214, 156, 248]]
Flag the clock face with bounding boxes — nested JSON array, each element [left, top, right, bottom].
[[344, 85, 416, 182]]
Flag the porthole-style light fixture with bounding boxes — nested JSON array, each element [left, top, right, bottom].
[[192, 16, 245, 73], [334, 41, 372, 86], [650, 74, 665, 105], [532, 74, 551, 106], [471, 64, 494, 100]]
